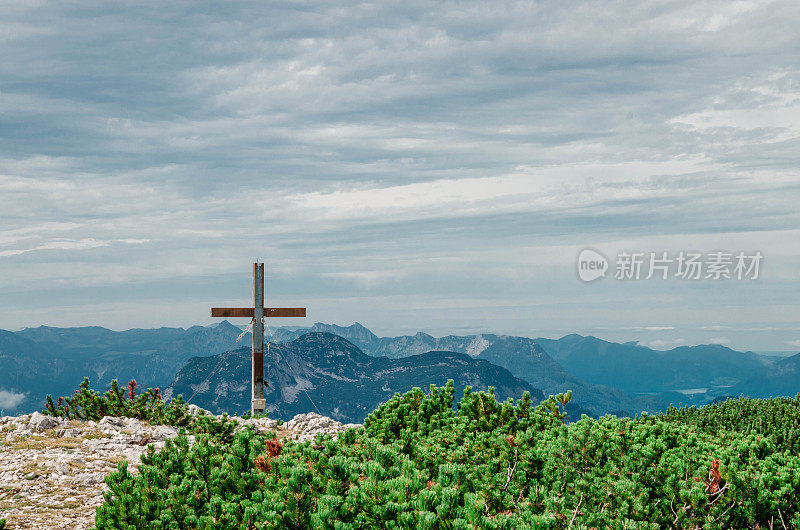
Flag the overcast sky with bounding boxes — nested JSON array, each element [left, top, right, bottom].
[[1, 1, 799, 351]]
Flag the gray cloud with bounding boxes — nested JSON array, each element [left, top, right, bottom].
[[0, 0, 798, 350], [0, 389, 26, 410]]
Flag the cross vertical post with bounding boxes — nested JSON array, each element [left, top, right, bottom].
[[252, 263, 265, 415], [210, 263, 306, 417]]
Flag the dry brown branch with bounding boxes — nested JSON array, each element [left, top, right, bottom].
[[568, 493, 583, 529]]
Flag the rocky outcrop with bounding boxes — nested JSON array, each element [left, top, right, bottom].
[[27, 411, 60, 432], [0, 411, 361, 529], [284, 412, 361, 442]]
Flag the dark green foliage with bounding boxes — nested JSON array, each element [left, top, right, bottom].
[[43, 377, 242, 443], [538, 391, 573, 423], [44, 377, 191, 426], [190, 412, 240, 445], [96, 382, 800, 528], [659, 395, 800, 453], [241, 411, 270, 420]]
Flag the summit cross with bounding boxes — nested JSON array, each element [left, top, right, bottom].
[[211, 263, 306, 414]]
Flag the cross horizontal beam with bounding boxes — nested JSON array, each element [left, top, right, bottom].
[[210, 307, 306, 318]]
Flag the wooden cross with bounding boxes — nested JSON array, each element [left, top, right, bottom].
[[211, 263, 306, 415]]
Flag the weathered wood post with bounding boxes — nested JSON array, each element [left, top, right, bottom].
[[252, 263, 265, 414]]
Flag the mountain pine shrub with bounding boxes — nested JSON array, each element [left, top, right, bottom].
[[45, 377, 190, 425], [43, 377, 240, 442], [94, 381, 800, 528], [659, 394, 800, 454]]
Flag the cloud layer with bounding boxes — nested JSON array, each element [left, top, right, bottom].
[[0, 389, 26, 411], [0, 1, 798, 350]]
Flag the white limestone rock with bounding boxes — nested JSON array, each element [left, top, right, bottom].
[[235, 417, 280, 434], [188, 404, 212, 416], [99, 416, 125, 429], [28, 411, 60, 432], [284, 412, 361, 442]]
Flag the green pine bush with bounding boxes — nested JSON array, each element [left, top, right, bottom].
[[44, 377, 191, 426], [659, 394, 800, 453], [93, 381, 800, 528], [43, 377, 239, 442]]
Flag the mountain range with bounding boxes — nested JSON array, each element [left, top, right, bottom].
[[291, 323, 787, 408], [165, 332, 544, 423], [227, 324, 668, 416], [0, 321, 243, 412], [1, 321, 797, 421], [535, 334, 770, 395], [729, 352, 800, 399]]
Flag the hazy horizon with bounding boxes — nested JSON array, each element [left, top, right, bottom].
[[6, 320, 799, 355]]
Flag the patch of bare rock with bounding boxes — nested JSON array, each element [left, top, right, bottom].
[[0, 409, 361, 529]]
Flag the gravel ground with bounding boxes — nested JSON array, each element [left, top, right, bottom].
[[0, 411, 360, 529]]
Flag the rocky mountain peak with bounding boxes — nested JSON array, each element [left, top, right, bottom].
[[309, 322, 379, 344], [414, 331, 435, 341]]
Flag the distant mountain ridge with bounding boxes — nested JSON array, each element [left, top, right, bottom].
[[475, 335, 671, 417], [0, 330, 57, 412], [258, 323, 676, 416], [534, 334, 772, 398], [729, 352, 800, 399], [166, 332, 543, 423], [1, 321, 795, 416], [267, 322, 793, 412], [268, 323, 496, 358], [1, 322, 243, 412]]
